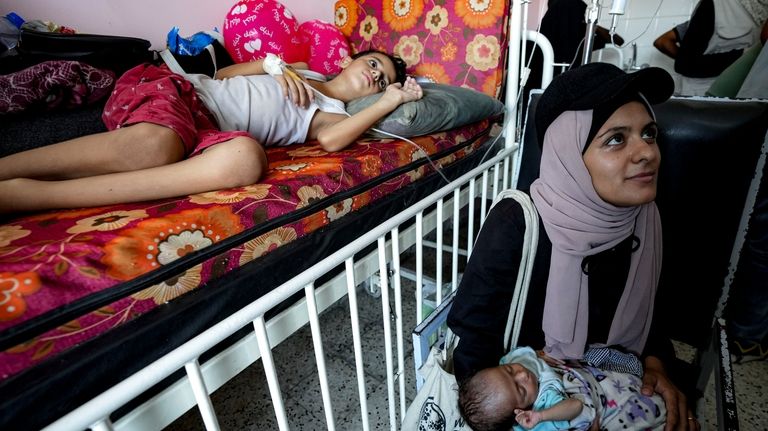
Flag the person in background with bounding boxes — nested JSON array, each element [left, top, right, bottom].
[[656, 0, 767, 95]]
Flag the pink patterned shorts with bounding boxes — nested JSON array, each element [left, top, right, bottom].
[[102, 63, 252, 156]]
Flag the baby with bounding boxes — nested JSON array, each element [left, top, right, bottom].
[[458, 347, 666, 431]]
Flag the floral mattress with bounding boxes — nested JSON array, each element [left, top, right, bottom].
[[0, 120, 492, 382]]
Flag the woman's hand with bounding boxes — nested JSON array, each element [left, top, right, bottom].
[[273, 64, 314, 108], [536, 349, 565, 367], [642, 356, 700, 431]]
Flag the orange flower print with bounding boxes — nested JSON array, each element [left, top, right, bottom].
[[359, 15, 380, 42], [455, 0, 505, 29], [425, 5, 449, 35], [360, 155, 383, 177], [302, 210, 330, 233], [441, 42, 458, 62], [66, 210, 148, 234], [326, 198, 353, 221], [0, 271, 41, 321], [335, 0, 359, 37], [189, 184, 270, 205], [103, 207, 242, 280], [297, 185, 328, 208], [383, 0, 425, 32], [132, 266, 202, 304], [352, 192, 372, 210], [394, 35, 424, 67], [482, 68, 503, 97], [0, 225, 31, 247], [465, 34, 501, 71], [239, 227, 298, 265], [414, 63, 451, 84]]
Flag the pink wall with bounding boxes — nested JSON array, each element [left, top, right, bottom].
[[3, 0, 335, 49]]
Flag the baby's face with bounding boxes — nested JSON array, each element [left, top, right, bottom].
[[483, 362, 539, 410]]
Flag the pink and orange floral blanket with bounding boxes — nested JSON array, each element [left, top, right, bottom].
[[0, 122, 491, 380]]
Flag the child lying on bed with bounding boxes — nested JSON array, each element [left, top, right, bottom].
[[458, 346, 666, 431], [0, 50, 421, 214]]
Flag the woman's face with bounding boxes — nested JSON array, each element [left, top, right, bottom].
[[583, 101, 660, 207]]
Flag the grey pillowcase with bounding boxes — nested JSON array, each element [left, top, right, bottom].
[[345, 83, 505, 138]]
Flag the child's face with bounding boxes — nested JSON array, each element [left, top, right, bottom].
[[336, 53, 397, 98], [482, 362, 539, 411]]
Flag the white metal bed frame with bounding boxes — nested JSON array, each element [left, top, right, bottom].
[[39, 1, 558, 429]]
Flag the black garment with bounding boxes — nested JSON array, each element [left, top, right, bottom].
[[539, 0, 611, 66], [447, 197, 674, 383], [674, 0, 744, 78]]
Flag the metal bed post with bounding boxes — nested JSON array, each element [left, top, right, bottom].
[[344, 258, 371, 431]]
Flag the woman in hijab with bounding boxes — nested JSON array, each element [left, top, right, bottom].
[[448, 62, 700, 430]]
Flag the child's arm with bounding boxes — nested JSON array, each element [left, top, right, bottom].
[[315, 77, 423, 152], [514, 398, 583, 430]]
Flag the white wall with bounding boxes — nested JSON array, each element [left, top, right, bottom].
[[2, 0, 335, 49], [526, 0, 698, 85], [5, 0, 696, 81]]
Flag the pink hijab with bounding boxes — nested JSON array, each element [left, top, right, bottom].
[[529, 109, 663, 360]]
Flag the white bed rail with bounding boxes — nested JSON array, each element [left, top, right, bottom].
[[44, 143, 519, 431]]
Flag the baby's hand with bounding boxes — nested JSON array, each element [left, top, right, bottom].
[[382, 76, 423, 106], [514, 409, 543, 429]]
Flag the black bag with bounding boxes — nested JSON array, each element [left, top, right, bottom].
[[9, 28, 154, 75]]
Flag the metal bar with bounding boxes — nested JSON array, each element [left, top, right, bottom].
[[436, 199, 444, 305], [345, 259, 371, 431], [452, 189, 460, 292], [391, 227, 407, 420], [468, 179, 476, 254], [416, 211, 424, 324], [304, 283, 336, 431], [253, 316, 289, 431], [377, 237, 397, 431], [184, 359, 220, 431]]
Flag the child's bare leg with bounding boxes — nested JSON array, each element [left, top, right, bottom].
[[0, 136, 266, 214], [0, 123, 185, 180]]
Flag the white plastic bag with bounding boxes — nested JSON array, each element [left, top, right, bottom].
[[401, 330, 472, 431]]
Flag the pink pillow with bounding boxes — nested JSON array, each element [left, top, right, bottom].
[[223, 0, 307, 64], [299, 20, 350, 75]]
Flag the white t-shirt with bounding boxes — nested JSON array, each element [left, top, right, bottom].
[[183, 72, 347, 147]]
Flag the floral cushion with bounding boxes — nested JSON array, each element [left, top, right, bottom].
[[334, 0, 509, 97]]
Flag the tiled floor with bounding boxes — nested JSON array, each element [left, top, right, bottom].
[[167, 226, 768, 431], [167, 277, 768, 430]]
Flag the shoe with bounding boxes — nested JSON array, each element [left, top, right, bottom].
[[730, 339, 768, 364]]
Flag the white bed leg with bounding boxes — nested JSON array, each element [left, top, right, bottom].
[[184, 359, 220, 431], [416, 211, 424, 324], [345, 258, 371, 431], [377, 237, 398, 431], [481, 171, 489, 225], [468, 178, 476, 255], [90, 418, 114, 431], [452, 189, 460, 293], [436, 199, 444, 305], [390, 227, 407, 420], [253, 316, 290, 431], [304, 283, 336, 431]]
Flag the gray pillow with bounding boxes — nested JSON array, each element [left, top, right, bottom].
[[345, 83, 505, 138]]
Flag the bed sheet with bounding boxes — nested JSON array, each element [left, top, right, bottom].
[[0, 120, 492, 381]]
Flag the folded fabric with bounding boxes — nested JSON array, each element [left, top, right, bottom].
[[0, 60, 115, 114], [346, 83, 505, 138]]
